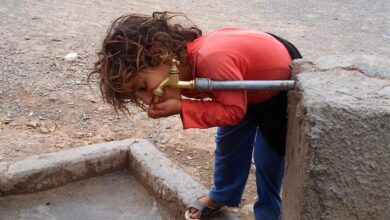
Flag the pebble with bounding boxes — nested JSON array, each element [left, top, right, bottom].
[[9, 121, 18, 126], [241, 203, 254, 215], [38, 126, 50, 134], [157, 138, 168, 144], [3, 117, 12, 124], [125, 123, 133, 129], [231, 208, 239, 213], [104, 137, 114, 142], [74, 132, 84, 139], [64, 52, 78, 62], [81, 112, 89, 121], [26, 121, 39, 128]]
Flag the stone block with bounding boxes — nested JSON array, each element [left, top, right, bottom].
[[282, 57, 390, 219]]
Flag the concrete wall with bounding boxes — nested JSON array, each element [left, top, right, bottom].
[[282, 55, 390, 220]]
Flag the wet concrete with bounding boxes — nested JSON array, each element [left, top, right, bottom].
[[0, 170, 163, 220]]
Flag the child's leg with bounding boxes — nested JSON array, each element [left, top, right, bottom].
[[209, 115, 258, 206], [253, 131, 285, 220]]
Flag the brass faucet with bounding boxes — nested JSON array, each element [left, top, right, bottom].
[[152, 58, 195, 103]]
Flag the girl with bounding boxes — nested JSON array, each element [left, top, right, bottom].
[[89, 11, 301, 220]]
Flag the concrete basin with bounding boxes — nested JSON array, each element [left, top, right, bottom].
[[1, 170, 163, 220], [0, 139, 238, 220]]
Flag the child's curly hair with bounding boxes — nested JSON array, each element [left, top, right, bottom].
[[89, 11, 202, 112]]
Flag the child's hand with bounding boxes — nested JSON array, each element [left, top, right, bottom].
[[148, 98, 182, 119]]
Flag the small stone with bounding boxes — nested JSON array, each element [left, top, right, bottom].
[[24, 37, 31, 40], [64, 52, 78, 62], [48, 124, 56, 133], [81, 112, 89, 121], [158, 138, 168, 144], [28, 112, 33, 116], [9, 121, 18, 126], [38, 126, 50, 134], [3, 117, 12, 124], [104, 137, 114, 142], [26, 121, 39, 128], [241, 203, 254, 215], [49, 97, 59, 102], [75, 132, 84, 139], [231, 208, 239, 213], [186, 156, 193, 160]]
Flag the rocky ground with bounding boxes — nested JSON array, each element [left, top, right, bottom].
[[0, 0, 389, 219]]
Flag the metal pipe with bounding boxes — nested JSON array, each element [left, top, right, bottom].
[[152, 58, 295, 103], [195, 78, 295, 91]]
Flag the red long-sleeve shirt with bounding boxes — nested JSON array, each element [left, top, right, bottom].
[[181, 28, 292, 129]]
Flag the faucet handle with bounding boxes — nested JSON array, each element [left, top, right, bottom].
[[170, 58, 180, 75]]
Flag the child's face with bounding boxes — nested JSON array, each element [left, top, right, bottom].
[[128, 64, 181, 106]]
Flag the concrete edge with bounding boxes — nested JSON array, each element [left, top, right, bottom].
[[0, 139, 133, 196], [0, 138, 239, 219], [128, 139, 239, 220]]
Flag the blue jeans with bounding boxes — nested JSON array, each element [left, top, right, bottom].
[[209, 114, 285, 220]]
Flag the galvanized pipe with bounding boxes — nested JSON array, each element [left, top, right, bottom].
[[195, 78, 295, 91]]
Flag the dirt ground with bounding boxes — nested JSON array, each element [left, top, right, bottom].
[[0, 0, 389, 219]]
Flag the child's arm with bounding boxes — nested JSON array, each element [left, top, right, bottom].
[[180, 51, 247, 128], [181, 92, 246, 128]]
